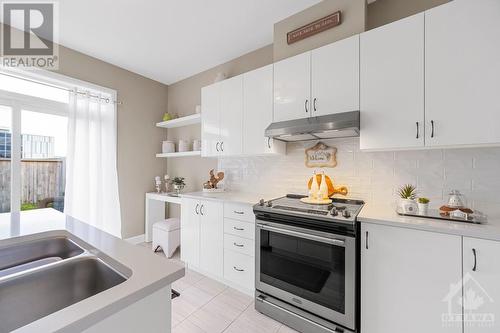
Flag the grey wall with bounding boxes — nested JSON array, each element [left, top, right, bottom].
[[55, 46, 168, 239], [273, 0, 366, 61], [367, 0, 451, 30]]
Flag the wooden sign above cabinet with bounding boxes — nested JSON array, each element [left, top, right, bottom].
[[287, 11, 342, 45]]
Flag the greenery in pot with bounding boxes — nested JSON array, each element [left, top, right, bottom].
[[418, 197, 430, 204], [398, 184, 417, 200], [172, 177, 185, 186]]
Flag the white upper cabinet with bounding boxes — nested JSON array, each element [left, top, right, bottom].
[[219, 76, 243, 156], [243, 65, 285, 155], [360, 13, 425, 150], [311, 34, 360, 117], [273, 52, 311, 122], [361, 223, 462, 333], [425, 0, 500, 147], [463, 237, 500, 333], [201, 83, 221, 157]]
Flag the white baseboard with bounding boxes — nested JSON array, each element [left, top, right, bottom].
[[125, 234, 146, 245]]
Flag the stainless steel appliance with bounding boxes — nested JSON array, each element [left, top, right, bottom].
[[264, 111, 360, 142], [254, 194, 364, 333]]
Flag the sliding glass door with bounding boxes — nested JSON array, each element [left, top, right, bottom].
[[0, 77, 69, 216], [0, 105, 13, 213]]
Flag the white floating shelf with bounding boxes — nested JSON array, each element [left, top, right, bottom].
[[156, 151, 201, 158], [156, 113, 201, 129]]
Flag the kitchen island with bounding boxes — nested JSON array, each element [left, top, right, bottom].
[[0, 208, 184, 333]]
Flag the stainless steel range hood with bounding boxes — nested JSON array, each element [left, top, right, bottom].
[[265, 111, 360, 142]]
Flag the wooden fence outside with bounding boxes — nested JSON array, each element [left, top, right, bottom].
[[0, 158, 65, 213]]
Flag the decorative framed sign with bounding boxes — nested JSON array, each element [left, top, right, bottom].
[[287, 11, 342, 45], [305, 142, 337, 168]]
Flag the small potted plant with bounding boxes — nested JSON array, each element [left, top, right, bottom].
[[172, 177, 186, 195], [397, 184, 418, 214], [417, 197, 430, 215]]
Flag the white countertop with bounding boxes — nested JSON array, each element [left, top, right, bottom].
[[181, 191, 265, 205], [0, 209, 184, 333], [182, 190, 500, 241], [359, 204, 500, 242]]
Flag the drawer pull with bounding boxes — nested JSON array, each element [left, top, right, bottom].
[[233, 242, 244, 248], [233, 210, 244, 215], [233, 266, 245, 272], [233, 226, 245, 231]]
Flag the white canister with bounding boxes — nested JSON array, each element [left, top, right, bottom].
[[193, 139, 201, 151], [178, 140, 190, 152], [162, 141, 175, 153]]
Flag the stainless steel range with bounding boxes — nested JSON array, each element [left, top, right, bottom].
[[254, 194, 364, 333]]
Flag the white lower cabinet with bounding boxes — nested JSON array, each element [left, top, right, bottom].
[[180, 198, 223, 277], [181, 198, 255, 294], [361, 223, 462, 333], [463, 237, 500, 333], [223, 249, 254, 291]]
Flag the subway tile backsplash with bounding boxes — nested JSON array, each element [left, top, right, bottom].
[[218, 138, 500, 219]]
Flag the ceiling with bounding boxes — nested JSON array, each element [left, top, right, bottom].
[[24, 0, 323, 85]]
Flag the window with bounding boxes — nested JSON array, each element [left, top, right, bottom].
[[0, 71, 70, 215], [0, 106, 12, 213]]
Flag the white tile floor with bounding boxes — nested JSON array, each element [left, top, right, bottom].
[[139, 243, 298, 333]]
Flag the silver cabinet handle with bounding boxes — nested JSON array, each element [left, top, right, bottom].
[[220, 142, 224, 152], [233, 266, 244, 272], [416, 122, 420, 139], [313, 98, 317, 112], [267, 137, 271, 149], [233, 210, 244, 215], [431, 120, 435, 138], [195, 204, 199, 215], [216, 142, 220, 152], [233, 226, 245, 231], [365, 231, 369, 250], [233, 242, 244, 248], [200, 204, 204, 216], [305, 99, 309, 113], [472, 248, 477, 271]]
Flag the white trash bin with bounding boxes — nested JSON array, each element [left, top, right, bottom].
[[152, 218, 180, 258]]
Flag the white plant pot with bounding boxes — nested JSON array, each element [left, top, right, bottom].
[[399, 199, 418, 214], [418, 203, 429, 215]]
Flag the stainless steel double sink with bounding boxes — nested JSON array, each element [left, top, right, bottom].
[[0, 234, 129, 332]]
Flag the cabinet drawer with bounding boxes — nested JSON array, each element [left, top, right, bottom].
[[224, 234, 254, 257], [224, 202, 255, 223], [224, 218, 254, 240], [224, 249, 254, 290]]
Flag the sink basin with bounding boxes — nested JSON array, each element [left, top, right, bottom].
[[0, 257, 127, 332], [0, 236, 84, 273]]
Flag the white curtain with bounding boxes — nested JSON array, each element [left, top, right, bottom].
[[64, 90, 122, 238]]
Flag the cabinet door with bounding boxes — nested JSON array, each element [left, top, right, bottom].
[[199, 200, 224, 277], [360, 13, 425, 150], [463, 237, 500, 333], [361, 223, 462, 333], [425, 0, 500, 147], [243, 65, 284, 155], [311, 34, 359, 117], [219, 75, 243, 156], [201, 83, 220, 157], [180, 198, 200, 268], [273, 52, 311, 122]]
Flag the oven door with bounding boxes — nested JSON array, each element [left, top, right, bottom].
[[255, 219, 356, 330]]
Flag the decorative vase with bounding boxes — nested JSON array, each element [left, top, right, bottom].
[[173, 184, 185, 195], [418, 203, 429, 215], [399, 198, 418, 214]]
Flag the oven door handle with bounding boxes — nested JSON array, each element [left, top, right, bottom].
[[256, 223, 346, 247]]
